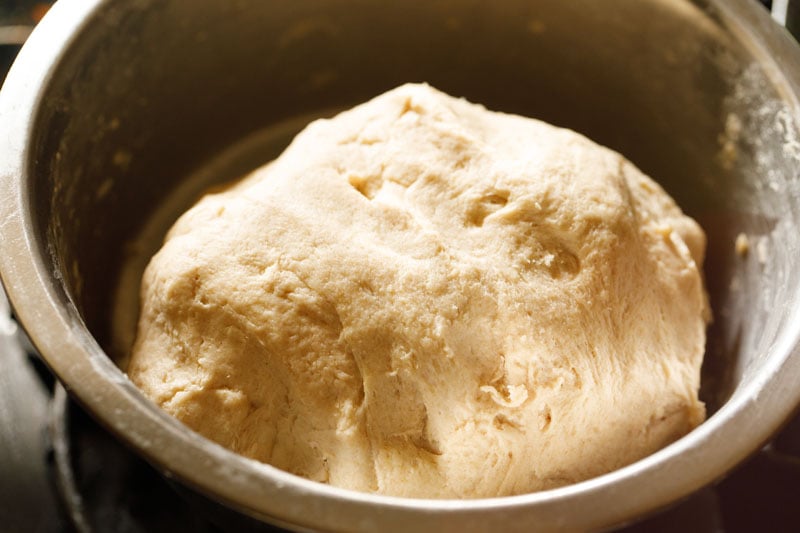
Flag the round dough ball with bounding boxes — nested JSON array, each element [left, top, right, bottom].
[[127, 83, 708, 498]]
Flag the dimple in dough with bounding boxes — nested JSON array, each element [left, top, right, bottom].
[[127, 83, 708, 498]]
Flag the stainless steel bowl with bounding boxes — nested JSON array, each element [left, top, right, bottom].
[[2, 0, 800, 530]]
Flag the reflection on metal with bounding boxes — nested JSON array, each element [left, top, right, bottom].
[[0, 289, 60, 531], [773, 0, 789, 25], [0, 25, 32, 45]]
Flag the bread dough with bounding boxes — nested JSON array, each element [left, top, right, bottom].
[[127, 83, 708, 498]]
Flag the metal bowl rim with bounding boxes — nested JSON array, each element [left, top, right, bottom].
[[1, 0, 800, 530]]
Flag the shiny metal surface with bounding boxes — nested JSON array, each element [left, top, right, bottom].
[[0, 288, 61, 531], [1, 0, 800, 531]]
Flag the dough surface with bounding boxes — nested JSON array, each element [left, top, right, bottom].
[[127, 83, 708, 498]]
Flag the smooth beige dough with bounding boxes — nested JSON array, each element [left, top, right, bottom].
[[127, 83, 708, 498]]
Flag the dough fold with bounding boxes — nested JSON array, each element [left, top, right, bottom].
[[128, 83, 708, 498]]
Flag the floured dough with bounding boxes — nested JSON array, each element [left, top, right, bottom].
[[127, 83, 708, 498]]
